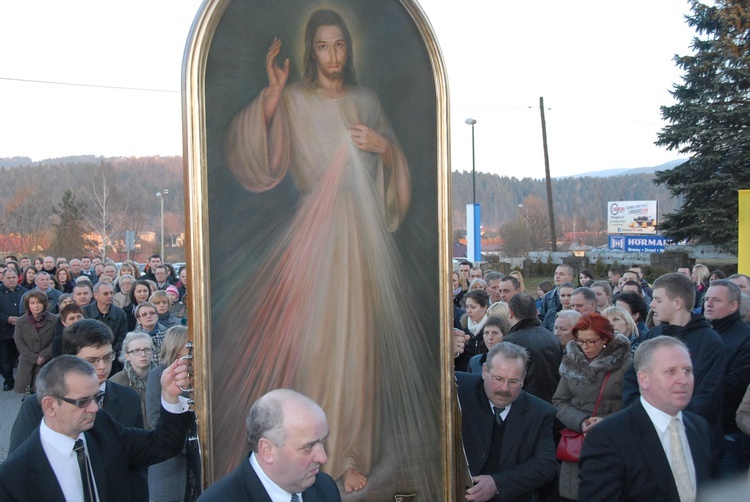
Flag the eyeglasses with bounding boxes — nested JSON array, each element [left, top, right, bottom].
[[139, 311, 157, 318], [83, 352, 116, 366], [127, 348, 154, 356], [56, 390, 105, 409], [576, 338, 602, 347], [488, 375, 523, 388]]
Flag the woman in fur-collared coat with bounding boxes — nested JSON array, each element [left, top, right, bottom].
[[552, 312, 631, 500]]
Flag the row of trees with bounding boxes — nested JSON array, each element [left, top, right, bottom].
[[0, 156, 184, 259], [452, 170, 680, 254]]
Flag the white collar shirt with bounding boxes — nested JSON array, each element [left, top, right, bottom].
[[640, 396, 696, 491], [40, 420, 100, 502], [249, 451, 302, 502]]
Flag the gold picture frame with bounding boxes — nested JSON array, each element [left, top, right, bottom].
[[182, 0, 463, 498]]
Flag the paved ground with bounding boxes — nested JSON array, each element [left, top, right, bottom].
[[0, 370, 24, 462]]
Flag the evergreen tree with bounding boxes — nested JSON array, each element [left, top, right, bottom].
[[655, 0, 750, 250], [50, 190, 87, 258]]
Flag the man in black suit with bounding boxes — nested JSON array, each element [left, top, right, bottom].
[[504, 293, 562, 403], [457, 342, 557, 501], [579, 336, 713, 501], [198, 389, 341, 501], [0, 353, 192, 501]]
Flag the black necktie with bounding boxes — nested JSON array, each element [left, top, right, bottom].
[[494, 407, 506, 425], [73, 439, 95, 502]]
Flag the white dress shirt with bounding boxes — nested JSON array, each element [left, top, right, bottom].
[[640, 397, 697, 492], [249, 452, 302, 502], [40, 421, 100, 502]]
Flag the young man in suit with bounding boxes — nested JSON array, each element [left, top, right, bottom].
[[198, 389, 340, 501], [456, 342, 557, 502], [579, 336, 713, 501], [0, 353, 192, 501]]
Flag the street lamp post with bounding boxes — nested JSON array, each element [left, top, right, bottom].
[[466, 118, 477, 204], [465, 118, 481, 263], [156, 189, 169, 259], [518, 203, 530, 252]]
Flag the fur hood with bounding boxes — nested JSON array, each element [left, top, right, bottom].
[[560, 333, 630, 384]]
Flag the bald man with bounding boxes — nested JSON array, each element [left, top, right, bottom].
[[198, 389, 340, 501]]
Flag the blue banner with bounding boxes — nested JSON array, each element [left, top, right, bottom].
[[608, 235, 666, 253]]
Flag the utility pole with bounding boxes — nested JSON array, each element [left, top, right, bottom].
[[539, 97, 558, 251]]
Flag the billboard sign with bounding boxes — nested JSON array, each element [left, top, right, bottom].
[[609, 235, 667, 253], [607, 200, 658, 234]]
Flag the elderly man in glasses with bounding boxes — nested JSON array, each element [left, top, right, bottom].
[[0, 351, 192, 502], [8, 319, 155, 501], [456, 342, 557, 502]]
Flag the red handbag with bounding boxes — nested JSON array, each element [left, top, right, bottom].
[[556, 372, 612, 462]]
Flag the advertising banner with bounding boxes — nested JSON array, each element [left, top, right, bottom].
[[607, 200, 658, 234], [609, 235, 667, 253]]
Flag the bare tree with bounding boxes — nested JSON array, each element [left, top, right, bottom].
[[1, 186, 51, 255], [500, 195, 552, 256], [82, 164, 129, 260]]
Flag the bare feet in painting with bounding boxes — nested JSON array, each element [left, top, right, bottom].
[[343, 468, 368, 493]]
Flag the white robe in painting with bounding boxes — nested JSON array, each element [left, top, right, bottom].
[[218, 81, 440, 495]]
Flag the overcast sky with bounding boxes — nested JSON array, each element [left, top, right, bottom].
[[0, 0, 695, 178]]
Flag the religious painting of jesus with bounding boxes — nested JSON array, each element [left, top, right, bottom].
[[183, 0, 455, 499]]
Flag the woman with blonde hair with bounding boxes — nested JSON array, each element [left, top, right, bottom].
[[602, 306, 639, 350], [486, 301, 510, 322], [452, 270, 468, 309], [693, 263, 710, 309], [149, 290, 180, 329], [510, 270, 527, 293]]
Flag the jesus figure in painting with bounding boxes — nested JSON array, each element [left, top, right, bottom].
[[220, 8, 440, 497]]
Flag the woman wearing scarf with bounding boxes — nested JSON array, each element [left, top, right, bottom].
[[456, 289, 489, 372], [13, 291, 57, 394], [109, 331, 155, 428]]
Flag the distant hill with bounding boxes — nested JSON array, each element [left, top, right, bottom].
[[0, 154, 184, 230], [0, 155, 101, 168], [0, 157, 33, 168], [563, 159, 688, 179]]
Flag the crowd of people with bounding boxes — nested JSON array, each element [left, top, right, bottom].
[[0, 253, 195, 501], [453, 259, 750, 501], [3, 249, 750, 500]]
